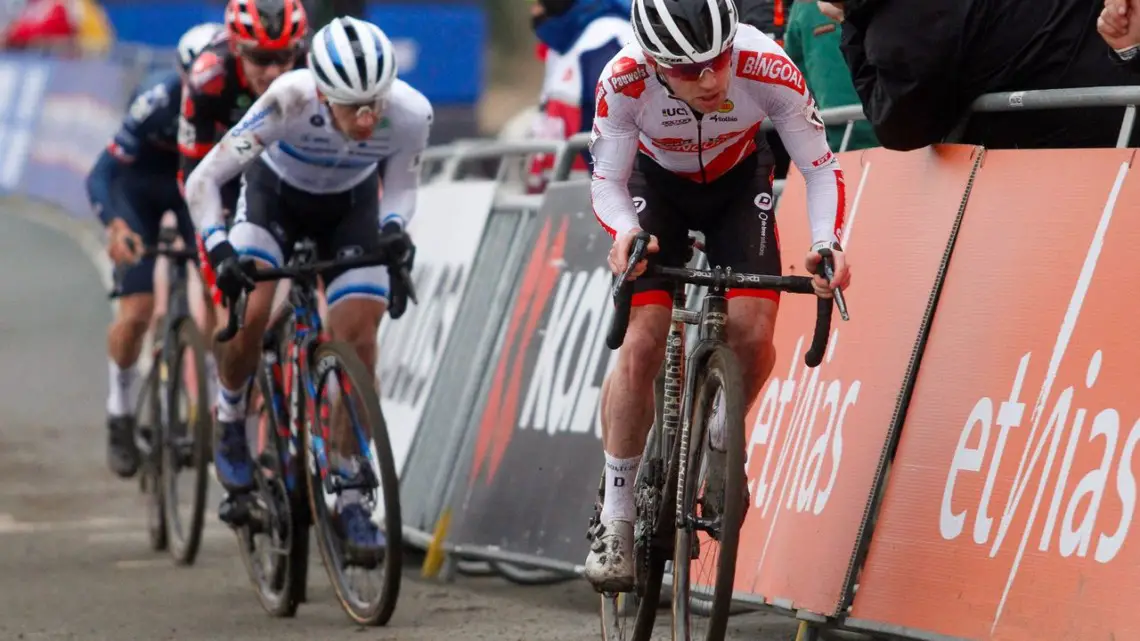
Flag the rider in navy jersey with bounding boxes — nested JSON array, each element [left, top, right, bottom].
[[85, 22, 224, 480]]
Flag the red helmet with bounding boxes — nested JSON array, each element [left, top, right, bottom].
[[225, 0, 307, 51]]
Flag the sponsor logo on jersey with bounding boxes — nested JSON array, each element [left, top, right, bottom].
[[718, 99, 734, 113], [812, 151, 834, 167], [595, 80, 609, 117], [663, 118, 692, 127], [663, 107, 686, 117], [650, 130, 743, 153], [609, 57, 648, 98], [709, 113, 738, 123], [736, 51, 806, 95], [310, 114, 325, 127]]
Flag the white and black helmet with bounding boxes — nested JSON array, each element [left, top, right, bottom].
[[308, 16, 398, 104], [631, 0, 738, 65], [177, 22, 225, 73]]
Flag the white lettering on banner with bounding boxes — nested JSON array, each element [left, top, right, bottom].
[[747, 158, 869, 580], [0, 62, 48, 190], [932, 163, 1129, 633], [376, 181, 497, 476], [747, 331, 859, 518], [379, 262, 466, 407], [518, 266, 618, 438]]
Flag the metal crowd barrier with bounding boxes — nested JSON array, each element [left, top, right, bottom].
[[387, 83, 1140, 638]]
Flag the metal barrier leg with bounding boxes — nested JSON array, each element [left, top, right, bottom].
[[795, 621, 821, 641], [421, 507, 453, 579]]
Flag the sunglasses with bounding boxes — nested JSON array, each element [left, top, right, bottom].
[[656, 47, 733, 81], [240, 47, 297, 67], [328, 97, 389, 117]]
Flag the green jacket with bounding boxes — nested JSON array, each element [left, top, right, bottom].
[[783, 0, 878, 152]]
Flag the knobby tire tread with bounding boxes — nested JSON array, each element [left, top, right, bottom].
[[164, 318, 211, 566], [673, 344, 746, 641], [305, 340, 403, 627]]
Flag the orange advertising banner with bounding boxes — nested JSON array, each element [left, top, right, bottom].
[[723, 146, 981, 615], [850, 148, 1140, 640]]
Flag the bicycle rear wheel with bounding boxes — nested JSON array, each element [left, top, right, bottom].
[[672, 345, 746, 641], [161, 318, 211, 565], [304, 340, 402, 626]]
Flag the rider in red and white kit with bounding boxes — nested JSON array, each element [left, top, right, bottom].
[[583, 0, 852, 592], [525, 0, 633, 191]]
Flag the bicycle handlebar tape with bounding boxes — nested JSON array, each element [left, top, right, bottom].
[[804, 247, 836, 368], [215, 293, 248, 344], [605, 231, 652, 350], [606, 278, 635, 350], [804, 296, 833, 367]]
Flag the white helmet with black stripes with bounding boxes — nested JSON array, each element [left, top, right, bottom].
[[308, 16, 398, 104], [177, 22, 225, 73], [631, 0, 738, 65]]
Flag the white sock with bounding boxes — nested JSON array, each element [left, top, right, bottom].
[[709, 388, 727, 451], [216, 379, 250, 422], [106, 360, 139, 417], [600, 453, 640, 523]]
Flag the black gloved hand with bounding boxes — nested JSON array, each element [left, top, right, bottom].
[[381, 221, 415, 271], [380, 222, 415, 319], [207, 240, 257, 304]]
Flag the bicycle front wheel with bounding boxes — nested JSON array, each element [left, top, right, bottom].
[[161, 318, 211, 565], [672, 345, 747, 641], [134, 358, 166, 552], [304, 340, 402, 626]]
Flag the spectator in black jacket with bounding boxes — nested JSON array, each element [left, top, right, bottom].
[[822, 0, 1140, 150], [1099, 0, 1140, 68]]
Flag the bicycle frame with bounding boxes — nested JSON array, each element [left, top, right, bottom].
[[258, 240, 375, 497]]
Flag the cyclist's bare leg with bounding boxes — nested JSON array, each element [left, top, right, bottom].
[[108, 292, 154, 409], [212, 262, 276, 424], [718, 296, 778, 448], [587, 303, 670, 591], [325, 297, 384, 516]]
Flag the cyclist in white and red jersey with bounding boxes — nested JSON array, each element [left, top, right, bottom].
[[584, 0, 852, 592]]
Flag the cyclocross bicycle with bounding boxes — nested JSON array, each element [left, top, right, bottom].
[[592, 231, 849, 641], [215, 234, 414, 625], [115, 224, 212, 566]]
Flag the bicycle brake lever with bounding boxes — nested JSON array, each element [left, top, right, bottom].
[[817, 252, 850, 321], [397, 266, 418, 305]]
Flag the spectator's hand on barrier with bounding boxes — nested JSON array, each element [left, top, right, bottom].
[[106, 218, 143, 265], [805, 246, 851, 299], [609, 228, 659, 279], [818, 1, 845, 22], [1099, 0, 1140, 50]]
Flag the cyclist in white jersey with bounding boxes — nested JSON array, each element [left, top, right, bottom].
[[583, 0, 852, 591], [184, 16, 432, 551]]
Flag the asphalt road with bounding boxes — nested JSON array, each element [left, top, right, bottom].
[[0, 200, 805, 641]]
